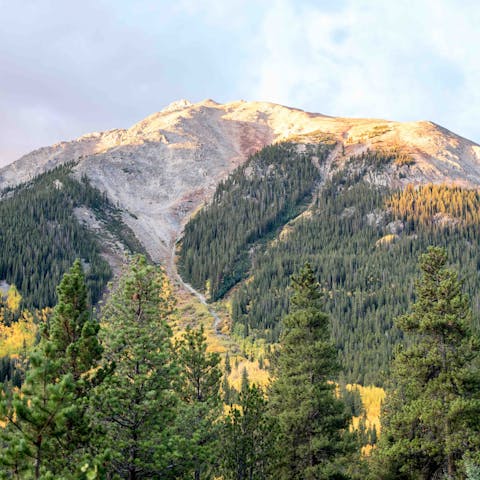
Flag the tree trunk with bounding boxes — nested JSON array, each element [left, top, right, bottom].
[[129, 423, 138, 480], [34, 437, 42, 480]]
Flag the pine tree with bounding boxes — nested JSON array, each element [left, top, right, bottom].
[[368, 425, 377, 446], [174, 324, 222, 480], [48, 259, 103, 475], [0, 259, 101, 479], [91, 255, 178, 479], [222, 374, 235, 405], [49, 259, 102, 380], [221, 384, 277, 480], [268, 263, 355, 480], [0, 351, 76, 479], [222, 352, 235, 405], [240, 366, 250, 393], [374, 247, 480, 479], [225, 351, 231, 375]]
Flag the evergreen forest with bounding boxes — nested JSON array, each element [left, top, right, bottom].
[[178, 142, 334, 300], [0, 163, 143, 308], [0, 142, 479, 478], [0, 250, 479, 479], [179, 143, 480, 385]]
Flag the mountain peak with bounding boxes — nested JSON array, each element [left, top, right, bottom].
[[162, 99, 193, 112]]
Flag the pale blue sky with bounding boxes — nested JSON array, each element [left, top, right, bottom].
[[0, 0, 478, 165]]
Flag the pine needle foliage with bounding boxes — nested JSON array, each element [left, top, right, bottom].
[[174, 325, 222, 479], [268, 263, 356, 480], [91, 255, 178, 479], [0, 260, 102, 479], [374, 247, 480, 479], [221, 384, 277, 480]]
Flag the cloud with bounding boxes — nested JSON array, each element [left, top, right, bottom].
[[249, 0, 480, 141]]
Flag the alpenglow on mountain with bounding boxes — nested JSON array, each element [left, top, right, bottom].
[[1, 99, 479, 266]]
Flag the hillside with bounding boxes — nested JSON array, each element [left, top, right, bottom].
[[0, 164, 143, 307], [1, 100, 480, 385], [1, 99, 479, 267], [179, 143, 480, 385]]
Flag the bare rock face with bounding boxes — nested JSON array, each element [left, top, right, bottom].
[[1, 99, 479, 263]]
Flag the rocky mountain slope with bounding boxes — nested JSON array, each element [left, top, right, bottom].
[[1, 99, 479, 264]]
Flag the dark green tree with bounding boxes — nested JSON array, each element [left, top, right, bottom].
[[91, 255, 178, 480], [174, 324, 222, 480], [374, 247, 480, 479], [222, 356, 235, 405], [49, 259, 102, 379], [268, 263, 355, 480], [0, 260, 102, 479], [48, 259, 103, 475], [240, 367, 250, 393], [221, 384, 277, 480], [225, 352, 231, 375]]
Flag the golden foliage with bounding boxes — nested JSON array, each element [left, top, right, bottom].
[[365, 125, 392, 139], [228, 357, 270, 390], [285, 131, 337, 145], [6, 285, 21, 313], [394, 154, 415, 167], [387, 184, 480, 227], [0, 286, 40, 357], [0, 311, 37, 357], [349, 384, 385, 456], [349, 384, 385, 432], [375, 234, 398, 247]]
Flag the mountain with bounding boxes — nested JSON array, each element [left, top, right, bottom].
[[1, 99, 479, 266], [2, 100, 480, 385]]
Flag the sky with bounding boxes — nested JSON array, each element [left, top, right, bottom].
[[0, 0, 479, 166]]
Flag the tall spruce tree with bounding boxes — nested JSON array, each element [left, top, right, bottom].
[[174, 324, 222, 480], [0, 259, 102, 479], [268, 263, 355, 480], [91, 255, 178, 479], [374, 247, 480, 479]]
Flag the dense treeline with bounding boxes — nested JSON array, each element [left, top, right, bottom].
[[346, 148, 400, 170], [232, 176, 480, 385], [178, 142, 334, 300], [179, 143, 480, 385], [0, 164, 142, 308]]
